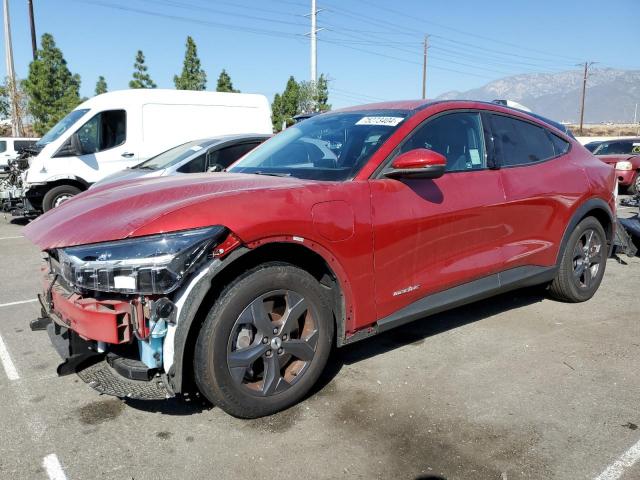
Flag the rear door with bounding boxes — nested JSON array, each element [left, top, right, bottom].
[[487, 113, 583, 269], [370, 110, 509, 319]]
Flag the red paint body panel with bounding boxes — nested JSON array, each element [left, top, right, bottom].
[[23, 100, 617, 341]]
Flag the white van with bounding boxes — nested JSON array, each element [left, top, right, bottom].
[[20, 89, 272, 213], [0, 137, 39, 169]]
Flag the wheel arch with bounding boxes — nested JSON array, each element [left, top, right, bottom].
[[556, 197, 614, 265], [170, 239, 351, 394]]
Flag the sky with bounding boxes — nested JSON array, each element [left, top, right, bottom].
[[2, 0, 639, 108]]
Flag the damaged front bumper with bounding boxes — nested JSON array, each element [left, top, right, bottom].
[[34, 268, 176, 400]]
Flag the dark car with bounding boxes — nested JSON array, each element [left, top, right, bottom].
[[25, 100, 615, 418]]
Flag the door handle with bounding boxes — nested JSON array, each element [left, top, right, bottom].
[[121, 152, 134, 158]]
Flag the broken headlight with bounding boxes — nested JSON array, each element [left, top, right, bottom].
[[57, 226, 226, 294]]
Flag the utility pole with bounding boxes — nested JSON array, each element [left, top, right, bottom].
[[305, 0, 322, 110], [27, 0, 37, 60], [421, 35, 429, 99], [3, 0, 23, 136], [310, 0, 317, 84], [578, 61, 596, 135]]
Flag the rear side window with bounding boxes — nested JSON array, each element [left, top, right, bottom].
[[13, 140, 36, 151], [490, 114, 561, 166], [397, 112, 486, 172], [177, 153, 206, 173], [208, 142, 261, 170], [0, 141, 6, 153]]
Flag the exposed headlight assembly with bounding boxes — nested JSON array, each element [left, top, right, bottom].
[[615, 161, 633, 171], [57, 226, 226, 294]]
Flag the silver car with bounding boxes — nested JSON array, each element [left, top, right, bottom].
[[91, 134, 271, 189]]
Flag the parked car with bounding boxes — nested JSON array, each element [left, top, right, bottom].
[[592, 138, 640, 194], [5, 89, 272, 215], [583, 140, 603, 152], [0, 137, 39, 169], [24, 100, 616, 419], [91, 134, 271, 189]]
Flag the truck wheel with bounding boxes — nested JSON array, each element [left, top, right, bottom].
[[549, 217, 607, 303], [194, 263, 334, 418], [42, 185, 81, 212]]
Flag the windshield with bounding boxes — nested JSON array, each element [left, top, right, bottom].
[[593, 140, 640, 155], [135, 140, 207, 170], [228, 110, 409, 181], [36, 109, 90, 147]]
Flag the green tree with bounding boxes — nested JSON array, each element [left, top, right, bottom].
[[174, 36, 207, 90], [216, 69, 239, 93], [315, 74, 331, 112], [129, 50, 156, 89], [0, 84, 8, 119], [23, 33, 82, 135], [95, 76, 108, 95]]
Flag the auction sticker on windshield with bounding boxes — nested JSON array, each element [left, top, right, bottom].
[[355, 116, 404, 126]]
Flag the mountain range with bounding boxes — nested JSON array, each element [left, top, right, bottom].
[[436, 68, 640, 123]]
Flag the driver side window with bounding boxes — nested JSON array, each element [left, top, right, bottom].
[[75, 110, 127, 155], [397, 112, 486, 172]]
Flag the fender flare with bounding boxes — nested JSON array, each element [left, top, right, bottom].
[[555, 197, 615, 265]]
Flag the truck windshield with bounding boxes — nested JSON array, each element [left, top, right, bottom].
[[228, 110, 409, 181], [36, 109, 90, 147], [134, 140, 208, 170]]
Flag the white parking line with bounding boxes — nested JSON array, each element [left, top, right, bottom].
[[0, 298, 37, 308], [595, 438, 640, 480], [0, 333, 19, 380], [0, 236, 23, 240], [43, 454, 68, 480]]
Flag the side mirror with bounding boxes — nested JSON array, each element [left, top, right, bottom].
[[384, 148, 446, 179], [53, 133, 83, 158], [207, 163, 224, 173]]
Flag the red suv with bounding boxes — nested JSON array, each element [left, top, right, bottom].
[[592, 137, 640, 194], [24, 100, 616, 418]]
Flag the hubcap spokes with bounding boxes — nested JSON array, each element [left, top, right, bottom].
[[227, 290, 318, 396], [572, 229, 603, 289]]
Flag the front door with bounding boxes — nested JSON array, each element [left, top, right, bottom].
[[370, 111, 509, 319]]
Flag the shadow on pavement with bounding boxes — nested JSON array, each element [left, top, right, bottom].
[[312, 286, 546, 396]]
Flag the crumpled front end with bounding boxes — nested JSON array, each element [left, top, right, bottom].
[[32, 226, 234, 400]]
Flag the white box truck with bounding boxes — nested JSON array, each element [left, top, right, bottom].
[[15, 89, 272, 214]]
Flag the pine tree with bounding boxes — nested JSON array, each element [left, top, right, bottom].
[[271, 76, 301, 132], [174, 36, 207, 90], [315, 74, 331, 112], [271, 93, 283, 132], [0, 85, 8, 119], [23, 33, 82, 135], [95, 76, 108, 96], [129, 50, 156, 89], [216, 69, 239, 93]]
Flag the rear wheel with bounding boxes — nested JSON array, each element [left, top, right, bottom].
[[194, 263, 333, 418], [549, 217, 607, 302], [42, 185, 81, 212]]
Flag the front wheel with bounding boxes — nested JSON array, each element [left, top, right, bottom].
[[549, 217, 607, 302], [194, 263, 334, 418], [42, 185, 81, 212]]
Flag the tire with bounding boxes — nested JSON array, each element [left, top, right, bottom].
[[626, 172, 639, 195], [42, 185, 81, 212], [549, 216, 607, 302], [194, 262, 334, 418]]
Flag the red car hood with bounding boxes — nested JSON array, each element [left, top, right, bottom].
[[23, 173, 313, 250]]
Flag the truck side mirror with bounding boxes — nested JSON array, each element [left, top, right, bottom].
[[70, 133, 83, 156]]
